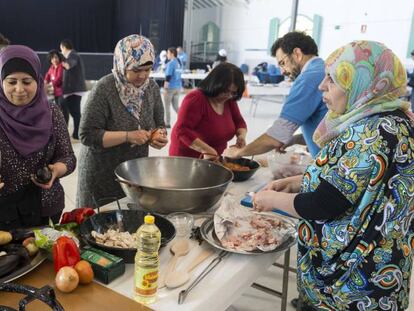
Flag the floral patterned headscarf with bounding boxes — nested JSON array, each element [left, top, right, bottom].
[[112, 35, 155, 120], [313, 40, 413, 147]]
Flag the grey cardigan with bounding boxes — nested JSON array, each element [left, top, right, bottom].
[[77, 74, 165, 207]]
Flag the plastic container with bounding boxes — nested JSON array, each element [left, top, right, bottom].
[[134, 214, 161, 304], [267, 146, 312, 179], [166, 212, 194, 239]]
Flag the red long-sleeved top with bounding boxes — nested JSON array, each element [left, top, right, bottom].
[[169, 89, 247, 158], [44, 64, 63, 97]]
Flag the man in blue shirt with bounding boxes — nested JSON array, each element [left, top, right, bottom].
[[163, 47, 183, 127], [225, 31, 327, 311], [225, 31, 327, 158], [177, 46, 187, 68]]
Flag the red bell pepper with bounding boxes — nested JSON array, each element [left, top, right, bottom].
[[52, 236, 80, 272], [60, 207, 95, 225]]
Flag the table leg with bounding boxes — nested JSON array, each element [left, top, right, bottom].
[[281, 248, 290, 311], [250, 248, 292, 311], [249, 97, 256, 115], [253, 97, 259, 117]]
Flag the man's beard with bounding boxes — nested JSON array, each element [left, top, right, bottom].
[[282, 57, 301, 81], [289, 65, 301, 81]]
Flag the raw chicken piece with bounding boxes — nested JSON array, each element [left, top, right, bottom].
[[214, 196, 294, 252]]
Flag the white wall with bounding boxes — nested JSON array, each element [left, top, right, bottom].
[[184, 0, 414, 70], [301, 0, 414, 61]]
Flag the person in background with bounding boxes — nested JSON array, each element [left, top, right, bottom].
[[224, 31, 327, 159], [153, 49, 167, 72], [177, 46, 188, 68], [60, 39, 86, 140], [0, 33, 10, 50], [76, 35, 167, 208], [212, 49, 227, 69], [407, 50, 414, 109], [0, 33, 9, 189], [163, 47, 182, 128], [0, 45, 76, 229], [253, 40, 414, 310], [169, 62, 247, 159], [44, 49, 63, 108]]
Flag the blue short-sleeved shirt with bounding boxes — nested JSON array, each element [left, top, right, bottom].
[[279, 57, 327, 156], [178, 52, 187, 67], [165, 58, 182, 89]]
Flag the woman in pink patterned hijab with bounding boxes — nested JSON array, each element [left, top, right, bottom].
[[112, 34, 155, 121]]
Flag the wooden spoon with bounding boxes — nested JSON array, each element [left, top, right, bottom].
[[165, 248, 214, 289], [158, 239, 190, 289]]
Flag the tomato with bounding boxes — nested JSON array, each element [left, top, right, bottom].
[[74, 260, 94, 284]]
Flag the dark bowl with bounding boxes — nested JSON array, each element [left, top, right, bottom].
[[79, 210, 176, 263], [224, 158, 260, 182]]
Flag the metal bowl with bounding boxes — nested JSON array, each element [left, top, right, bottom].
[[115, 157, 234, 214], [79, 210, 176, 263]]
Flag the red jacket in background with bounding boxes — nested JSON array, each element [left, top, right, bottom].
[[169, 89, 247, 158], [44, 63, 63, 97]]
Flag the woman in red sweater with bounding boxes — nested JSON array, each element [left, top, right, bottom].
[[169, 63, 247, 159], [44, 49, 63, 107]]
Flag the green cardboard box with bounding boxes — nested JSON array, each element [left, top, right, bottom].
[[80, 246, 125, 284]]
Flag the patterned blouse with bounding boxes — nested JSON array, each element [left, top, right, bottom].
[[298, 111, 414, 310], [0, 104, 76, 216]]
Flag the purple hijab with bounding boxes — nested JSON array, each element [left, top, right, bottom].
[[0, 45, 52, 157]]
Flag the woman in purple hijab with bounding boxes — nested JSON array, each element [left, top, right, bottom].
[[0, 45, 76, 229]]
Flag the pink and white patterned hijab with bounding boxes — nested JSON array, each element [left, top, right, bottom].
[[112, 35, 155, 120]]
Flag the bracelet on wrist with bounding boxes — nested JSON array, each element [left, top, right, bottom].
[[125, 131, 129, 143]]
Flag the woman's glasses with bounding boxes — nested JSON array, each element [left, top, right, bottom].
[[223, 89, 238, 99]]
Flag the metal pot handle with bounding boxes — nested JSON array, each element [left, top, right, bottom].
[[115, 178, 144, 194], [115, 178, 131, 186], [92, 196, 122, 213]]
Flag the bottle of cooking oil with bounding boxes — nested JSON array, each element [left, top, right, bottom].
[[134, 214, 161, 304]]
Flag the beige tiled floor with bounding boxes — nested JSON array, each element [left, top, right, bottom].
[[61, 92, 413, 311]]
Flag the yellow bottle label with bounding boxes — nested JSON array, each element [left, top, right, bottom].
[[135, 267, 158, 296]]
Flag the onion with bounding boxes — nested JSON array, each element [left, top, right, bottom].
[[55, 266, 79, 293]]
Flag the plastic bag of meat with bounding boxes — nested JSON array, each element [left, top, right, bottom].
[[267, 146, 312, 179], [214, 196, 295, 252]]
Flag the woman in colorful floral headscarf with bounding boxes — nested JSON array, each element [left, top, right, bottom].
[[77, 35, 168, 208], [253, 41, 414, 310]]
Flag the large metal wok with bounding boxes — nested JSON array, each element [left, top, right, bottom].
[[115, 157, 234, 214]]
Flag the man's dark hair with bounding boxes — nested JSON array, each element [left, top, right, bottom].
[[167, 47, 177, 57], [60, 39, 73, 50], [198, 62, 245, 101], [47, 49, 63, 64], [411, 50, 414, 56], [0, 33, 10, 46], [271, 31, 318, 57]]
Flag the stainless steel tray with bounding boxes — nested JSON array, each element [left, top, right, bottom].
[[0, 250, 47, 283], [200, 216, 297, 255]]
